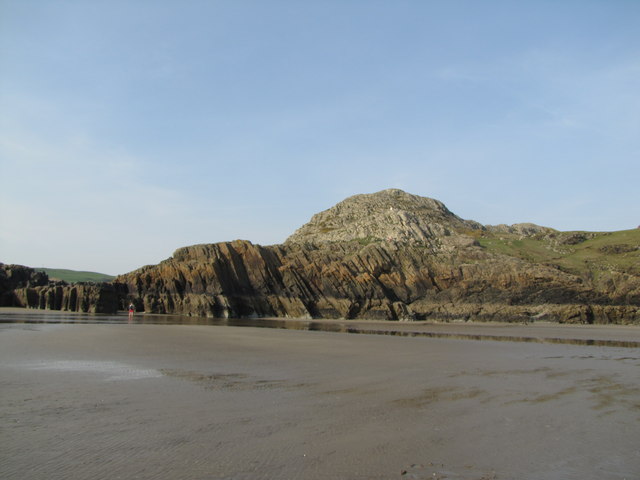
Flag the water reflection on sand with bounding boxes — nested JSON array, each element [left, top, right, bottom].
[[1, 309, 639, 348]]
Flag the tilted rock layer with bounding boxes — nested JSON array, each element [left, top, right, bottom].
[[116, 189, 639, 324], [0, 263, 119, 314], [4, 190, 636, 322]]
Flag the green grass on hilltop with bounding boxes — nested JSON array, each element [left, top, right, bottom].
[[38, 268, 115, 283], [477, 228, 640, 278]]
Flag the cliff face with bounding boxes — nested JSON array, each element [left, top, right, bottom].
[[0, 263, 119, 314], [0, 263, 49, 300], [11, 283, 120, 314], [116, 190, 639, 324], [8, 190, 635, 322]]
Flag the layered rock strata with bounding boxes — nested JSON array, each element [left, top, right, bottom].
[[0, 263, 119, 314], [5, 190, 637, 323], [116, 190, 639, 324]]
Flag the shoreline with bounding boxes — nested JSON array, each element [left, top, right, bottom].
[[2, 306, 639, 346], [6, 305, 640, 327]]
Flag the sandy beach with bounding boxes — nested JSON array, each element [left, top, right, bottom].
[[1, 311, 639, 479]]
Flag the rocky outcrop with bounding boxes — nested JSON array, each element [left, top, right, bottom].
[[0, 263, 119, 314], [12, 283, 120, 314], [0, 263, 49, 307], [115, 190, 639, 324], [485, 223, 556, 236], [0, 263, 48, 305], [117, 239, 638, 323], [286, 189, 483, 247], [6, 190, 637, 323]]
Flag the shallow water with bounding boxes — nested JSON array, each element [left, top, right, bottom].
[[1, 309, 639, 348]]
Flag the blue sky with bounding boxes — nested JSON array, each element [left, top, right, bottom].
[[1, 0, 639, 275]]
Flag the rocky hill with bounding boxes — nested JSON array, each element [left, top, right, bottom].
[[114, 189, 639, 324], [286, 189, 482, 247], [4, 189, 637, 322]]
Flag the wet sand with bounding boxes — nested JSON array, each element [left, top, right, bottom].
[[1, 313, 639, 479]]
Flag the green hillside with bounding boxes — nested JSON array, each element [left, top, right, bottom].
[[38, 268, 115, 283], [475, 228, 640, 279]]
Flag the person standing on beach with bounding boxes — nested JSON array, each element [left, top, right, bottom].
[[128, 303, 135, 321]]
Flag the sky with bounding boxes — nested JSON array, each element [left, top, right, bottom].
[[1, 0, 639, 275]]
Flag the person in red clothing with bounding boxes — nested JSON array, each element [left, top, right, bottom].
[[128, 303, 135, 321]]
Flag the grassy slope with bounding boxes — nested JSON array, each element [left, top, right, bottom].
[[475, 228, 640, 279], [38, 268, 115, 283]]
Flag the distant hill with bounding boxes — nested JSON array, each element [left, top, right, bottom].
[[37, 268, 115, 283]]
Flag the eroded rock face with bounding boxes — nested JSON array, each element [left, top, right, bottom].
[[0, 263, 48, 305], [286, 189, 482, 247], [6, 190, 638, 323], [0, 263, 119, 313], [0, 263, 49, 307], [116, 220, 638, 324], [12, 283, 120, 313]]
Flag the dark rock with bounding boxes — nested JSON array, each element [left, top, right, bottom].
[[0, 263, 49, 306], [599, 244, 637, 254], [1, 263, 119, 313]]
